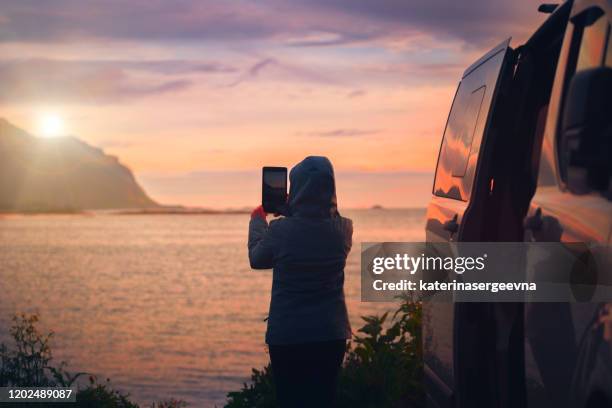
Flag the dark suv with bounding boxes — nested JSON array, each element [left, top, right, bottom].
[[425, 1, 612, 407]]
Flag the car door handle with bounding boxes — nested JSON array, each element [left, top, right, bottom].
[[443, 214, 459, 234], [524, 207, 543, 231]]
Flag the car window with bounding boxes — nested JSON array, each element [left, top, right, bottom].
[[433, 45, 509, 201], [434, 83, 486, 200], [554, 10, 609, 184], [576, 13, 608, 71], [447, 86, 486, 177]]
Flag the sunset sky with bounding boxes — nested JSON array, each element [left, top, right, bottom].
[[0, 0, 547, 208]]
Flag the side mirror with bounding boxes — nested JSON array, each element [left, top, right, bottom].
[[561, 67, 612, 195]]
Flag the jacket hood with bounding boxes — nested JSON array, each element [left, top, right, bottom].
[[287, 156, 338, 218]]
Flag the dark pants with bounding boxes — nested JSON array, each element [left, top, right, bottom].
[[269, 340, 346, 408]]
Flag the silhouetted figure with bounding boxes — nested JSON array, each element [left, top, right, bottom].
[[248, 156, 352, 408]]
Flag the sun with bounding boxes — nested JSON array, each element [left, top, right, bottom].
[[38, 113, 65, 138]]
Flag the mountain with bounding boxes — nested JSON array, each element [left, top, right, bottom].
[[0, 118, 158, 211]]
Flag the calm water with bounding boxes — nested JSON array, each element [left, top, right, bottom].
[[0, 209, 425, 406]]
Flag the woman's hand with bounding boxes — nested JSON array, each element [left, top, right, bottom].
[[251, 205, 268, 220]]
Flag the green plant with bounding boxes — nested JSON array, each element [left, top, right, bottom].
[[225, 365, 276, 408], [0, 313, 187, 408], [0, 313, 84, 388], [224, 295, 424, 408], [75, 377, 139, 408], [337, 295, 424, 408], [149, 399, 189, 408]]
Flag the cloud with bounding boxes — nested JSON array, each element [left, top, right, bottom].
[[288, 0, 544, 46], [0, 1, 279, 43], [283, 31, 367, 47], [347, 89, 366, 98], [225, 57, 339, 87], [0, 0, 545, 48], [248, 58, 277, 76], [299, 129, 380, 138], [120, 60, 236, 75], [225, 58, 276, 87], [0, 58, 238, 104], [362, 61, 466, 84], [0, 0, 546, 106]]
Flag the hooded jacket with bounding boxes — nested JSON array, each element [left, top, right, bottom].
[[248, 156, 352, 344]]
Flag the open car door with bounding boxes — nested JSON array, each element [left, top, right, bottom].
[[425, 38, 517, 408]]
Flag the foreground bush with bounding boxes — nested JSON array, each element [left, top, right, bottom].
[[0, 314, 186, 408], [225, 296, 424, 408]]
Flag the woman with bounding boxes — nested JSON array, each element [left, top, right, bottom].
[[248, 156, 352, 408]]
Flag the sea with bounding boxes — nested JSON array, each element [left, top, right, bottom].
[[0, 208, 425, 407]]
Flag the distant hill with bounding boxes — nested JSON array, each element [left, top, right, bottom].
[[0, 118, 158, 211]]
